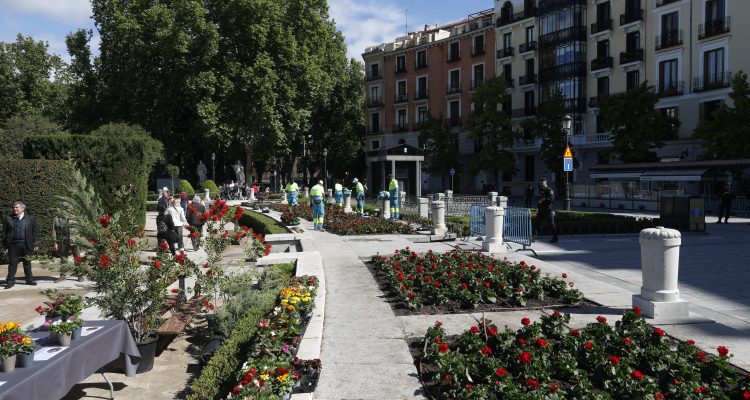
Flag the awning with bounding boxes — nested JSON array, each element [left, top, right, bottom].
[[639, 169, 706, 182], [590, 172, 643, 179]]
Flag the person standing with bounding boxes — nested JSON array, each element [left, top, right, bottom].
[[534, 178, 559, 243], [285, 180, 299, 205], [52, 203, 82, 282], [169, 198, 188, 251], [158, 187, 170, 210], [524, 185, 534, 208], [310, 180, 326, 231], [353, 178, 365, 216], [180, 192, 189, 214], [388, 174, 400, 219], [3, 201, 39, 289], [334, 181, 344, 208], [717, 185, 734, 223], [187, 195, 206, 250], [156, 205, 176, 256]]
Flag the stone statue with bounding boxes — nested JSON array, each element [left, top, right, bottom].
[[196, 161, 208, 185], [233, 160, 245, 184]]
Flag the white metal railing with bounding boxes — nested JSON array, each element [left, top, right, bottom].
[[570, 133, 612, 146]]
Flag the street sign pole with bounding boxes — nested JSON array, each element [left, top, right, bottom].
[[563, 146, 573, 211], [449, 167, 456, 192]]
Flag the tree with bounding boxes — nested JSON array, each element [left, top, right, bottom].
[[466, 76, 517, 188], [522, 90, 568, 185], [64, 29, 101, 133], [598, 82, 677, 163], [694, 71, 750, 160], [0, 114, 65, 159], [418, 114, 460, 190]]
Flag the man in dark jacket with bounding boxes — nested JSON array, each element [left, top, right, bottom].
[[3, 201, 39, 288], [534, 178, 559, 243], [187, 195, 206, 251], [717, 185, 734, 224]]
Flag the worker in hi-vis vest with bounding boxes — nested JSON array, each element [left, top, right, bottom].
[[285, 180, 299, 205], [388, 174, 400, 219], [334, 181, 344, 208], [310, 180, 325, 230], [353, 178, 365, 216]]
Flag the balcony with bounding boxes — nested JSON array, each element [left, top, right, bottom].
[[365, 72, 382, 81], [366, 97, 382, 107], [519, 41, 537, 54], [620, 10, 644, 26], [699, 17, 730, 40], [392, 124, 409, 133], [620, 49, 643, 65], [395, 65, 407, 74], [539, 26, 587, 48], [655, 30, 683, 50], [511, 106, 537, 117], [693, 72, 732, 92], [394, 93, 408, 104], [446, 84, 462, 95], [539, 61, 586, 83], [471, 44, 486, 57], [562, 97, 587, 113], [591, 19, 613, 35], [655, 0, 680, 7], [539, 0, 586, 13], [591, 56, 613, 71], [496, 6, 538, 27], [654, 81, 684, 97], [512, 138, 542, 150], [447, 52, 461, 63], [570, 133, 612, 146], [497, 47, 515, 59], [519, 74, 537, 85], [470, 80, 485, 90], [414, 89, 429, 100]]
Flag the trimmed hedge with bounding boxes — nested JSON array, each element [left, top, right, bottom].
[[237, 211, 288, 235], [0, 159, 77, 254], [186, 264, 294, 400], [24, 134, 162, 225], [201, 180, 219, 197], [177, 180, 195, 196]]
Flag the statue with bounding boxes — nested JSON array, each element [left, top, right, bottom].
[[233, 160, 245, 184], [196, 161, 208, 186]]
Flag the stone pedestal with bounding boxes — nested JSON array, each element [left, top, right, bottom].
[[488, 191, 498, 205], [303, 187, 309, 198], [204, 189, 211, 202], [326, 189, 335, 205], [381, 198, 390, 219], [482, 206, 507, 253], [248, 188, 256, 201], [430, 201, 447, 235], [632, 227, 690, 319], [343, 192, 353, 213], [445, 190, 453, 199], [418, 198, 429, 218], [497, 195, 508, 208], [433, 193, 445, 202]]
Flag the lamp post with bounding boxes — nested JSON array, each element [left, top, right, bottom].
[[562, 115, 572, 211], [323, 148, 328, 188], [211, 152, 216, 181]]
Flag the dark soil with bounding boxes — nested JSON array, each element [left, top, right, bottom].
[[365, 261, 598, 316]]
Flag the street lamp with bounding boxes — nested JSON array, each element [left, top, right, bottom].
[[211, 152, 216, 181], [562, 115, 573, 211], [323, 148, 328, 189]]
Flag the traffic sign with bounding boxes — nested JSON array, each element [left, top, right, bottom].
[[564, 145, 573, 158], [564, 158, 573, 172], [449, 168, 456, 176]]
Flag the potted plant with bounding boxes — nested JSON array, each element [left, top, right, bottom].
[[15, 331, 35, 368], [0, 321, 23, 372], [47, 319, 78, 346], [36, 291, 85, 322]]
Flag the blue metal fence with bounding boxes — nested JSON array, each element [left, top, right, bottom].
[[503, 207, 535, 255], [469, 204, 486, 237]]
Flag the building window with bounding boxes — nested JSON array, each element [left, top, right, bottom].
[[417, 106, 428, 123], [397, 109, 407, 129], [396, 55, 406, 73], [596, 113, 604, 133], [371, 140, 380, 150], [659, 12, 680, 48], [503, 33, 512, 49], [524, 155, 535, 182], [524, 90, 535, 113], [472, 64, 484, 89], [370, 86, 379, 103], [597, 39, 610, 58], [503, 63, 512, 86], [416, 76, 428, 99], [396, 80, 407, 102], [371, 113, 380, 133], [705, 0, 725, 24], [626, 31, 640, 52], [525, 26, 534, 43], [703, 48, 725, 84], [659, 106, 679, 139], [626, 70, 640, 90], [449, 69, 460, 92], [597, 76, 609, 98], [472, 34, 485, 56], [370, 63, 380, 79], [449, 41, 460, 61], [449, 100, 460, 125], [595, 1, 611, 31], [658, 59, 678, 93], [416, 50, 427, 68]]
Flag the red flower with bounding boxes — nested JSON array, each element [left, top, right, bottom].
[[438, 343, 449, 353], [717, 346, 729, 357], [488, 326, 497, 336], [73, 256, 84, 264], [434, 337, 441, 344], [461, 283, 468, 289], [526, 378, 540, 389], [127, 238, 137, 247], [407, 291, 415, 299], [653, 327, 665, 337], [442, 373, 452, 382], [623, 337, 633, 346], [596, 315, 607, 324], [153, 261, 161, 269], [435, 321, 442, 327], [631, 370, 645, 380], [550, 384, 559, 392], [608, 355, 621, 365], [160, 241, 169, 251], [470, 326, 479, 334], [521, 317, 531, 326], [35, 306, 44, 313], [535, 338, 548, 347], [743, 391, 750, 400], [396, 272, 404, 281], [480, 345, 492, 356], [483, 281, 490, 287], [517, 351, 532, 364], [98, 214, 112, 228], [570, 329, 580, 336], [175, 252, 186, 265], [655, 394, 665, 400], [584, 341, 593, 351], [561, 273, 568, 278], [518, 338, 526, 344], [98, 255, 110, 268], [495, 368, 508, 377], [171, 288, 179, 294], [687, 339, 696, 346], [694, 351, 707, 362], [695, 386, 708, 394], [552, 310, 561, 318], [632, 306, 642, 315]]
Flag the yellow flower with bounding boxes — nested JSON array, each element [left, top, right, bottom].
[[260, 373, 270, 381], [276, 373, 289, 383], [287, 305, 295, 311], [22, 337, 31, 345]]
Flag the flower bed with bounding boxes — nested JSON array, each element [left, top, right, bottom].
[[371, 248, 582, 310], [270, 204, 413, 235], [419, 309, 749, 399]]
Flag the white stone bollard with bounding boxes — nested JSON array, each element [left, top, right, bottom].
[[326, 188, 335, 205], [488, 191, 498, 205], [482, 206, 507, 253], [632, 226, 689, 319], [497, 195, 508, 208], [344, 192, 353, 213], [434, 192, 445, 202], [445, 190, 453, 199], [381, 198, 391, 219], [303, 187, 309, 198], [248, 188, 256, 201], [431, 201, 447, 235], [204, 189, 211, 202], [418, 198, 429, 218]]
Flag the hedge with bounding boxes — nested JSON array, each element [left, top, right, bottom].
[[186, 264, 295, 400], [237, 211, 288, 235], [24, 134, 162, 225], [0, 159, 77, 255], [201, 180, 219, 197], [177, 180, 196, 196]]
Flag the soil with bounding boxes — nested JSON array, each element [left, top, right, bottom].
[[364, 261, 598, 317]]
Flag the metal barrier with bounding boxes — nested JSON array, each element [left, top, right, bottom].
[[503, 207, 535, 255], [469, 204, 486, 237]]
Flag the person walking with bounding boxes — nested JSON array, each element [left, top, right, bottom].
[[717, 185, 734, 223], [180, 192, 189, 214], [187, 195, 206, 250], [169, 198, 188, 251], [3, 201, 39, 289], [156, 205, 176, 256], [310, 180, 326, 231], [334, 181, 344, 208], [353, 178, 365, 216], [52, 203, 82, 282], [388, 174, 400, 219], [285, 180, 299, 206], [534, 178, 559, 243]]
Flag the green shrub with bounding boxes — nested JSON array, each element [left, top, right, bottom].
[[186, 263, 294, 400], [267, 193, 283, 200], [0, 159, 77, 255], [24, 133, 163, 225], [0, 114, 65, 159], [177, 180, 195, 196], [237, 211, 288, 235], [201, 180, 219, 197]]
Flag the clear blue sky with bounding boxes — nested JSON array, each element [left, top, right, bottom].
[[0, 0, 494, 62]]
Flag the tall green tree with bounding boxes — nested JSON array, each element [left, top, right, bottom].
[[466, 76, 516, 188], [419, 114, 460, 189], [694, 71, 750, 160], [0, 114, 65, 159], [598, 82, 677, 163], [64, 29, 101, 133], [522, 90, 568, 184]]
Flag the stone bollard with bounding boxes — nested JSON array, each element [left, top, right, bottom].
[[488, 191, 498, 205], [497, 195, 508, 208], [303, 187, 309, 198], [431, 201, 447, 235], [204, 189, 211, 202], [343, 191, 353, 213], [381, 198, 391, 219], [482, 206, 507, 253], [418, 198, 429, 219], [434, 192, 445, 202], [326, 188, 335, 205], [445, 190, 453, 199], [632, 227, 689, 319], [248, 188, 256, 201]]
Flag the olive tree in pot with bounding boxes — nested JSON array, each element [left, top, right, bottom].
[[81, 212, 199, 373]]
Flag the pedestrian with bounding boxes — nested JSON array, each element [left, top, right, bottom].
[[310, 180, 326, 230], [157, 187, 170, 210], [353, 178, 365, 216], [187, 195, 206, 250], [180, 192, 189, 214], [717, 185, 734, 223], [156, 205, 176, 256], [525, 185, 534, 208], [169, 198, 188, 251], [2, 201, 39, 289], [52, 202, 82, 282], [534, 178, 559, 243], [334, 181, 344, 208], [285, 180, 299, 205], [388, 174, 400, 219]]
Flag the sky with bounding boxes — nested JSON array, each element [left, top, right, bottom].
[[0, 0, 494, 62]]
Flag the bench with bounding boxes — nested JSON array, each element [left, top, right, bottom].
[[157, 295, 203, 335]]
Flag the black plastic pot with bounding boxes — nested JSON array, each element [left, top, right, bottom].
[[136, 333, 159, 374]]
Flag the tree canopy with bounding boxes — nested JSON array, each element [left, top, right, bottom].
[[694, 71, 750, 160]]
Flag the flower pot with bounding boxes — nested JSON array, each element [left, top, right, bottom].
[[50, 332, 72, 346], [1, 355, 17, 373], [71, 326, 82, 340], [135, 333, 159, 374], [17, 352, 33, 368]]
